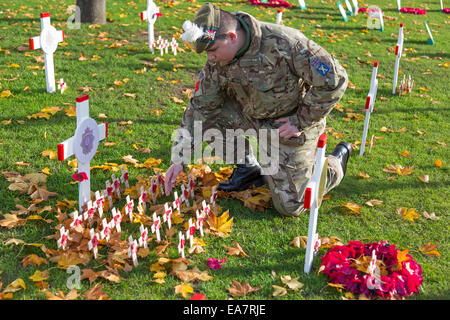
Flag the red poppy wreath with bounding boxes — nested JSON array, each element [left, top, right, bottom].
[[319, 240, 423, 299]]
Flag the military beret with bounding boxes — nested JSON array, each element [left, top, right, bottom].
[[181, 2, 221, 53]]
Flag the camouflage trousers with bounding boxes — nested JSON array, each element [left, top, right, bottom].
[[192, 97, 344, 217]]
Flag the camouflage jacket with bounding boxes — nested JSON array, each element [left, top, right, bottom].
[[171, 11, 348, 164]]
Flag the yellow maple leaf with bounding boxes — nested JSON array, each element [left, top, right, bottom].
[[418, 243, 440, 257], [398, 150, 411, 157], [29, 270, 50, 282], [174, 283, 193, 299], [41, 150, 57, 160], [205, 210, 233, 238], [0, 89, 13, 98], [3, 278, 26, 293], [341, 202, 362, 214], [397, 207, 420, 222]]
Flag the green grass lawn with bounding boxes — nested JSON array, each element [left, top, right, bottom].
[[0, 0, 448, 300]]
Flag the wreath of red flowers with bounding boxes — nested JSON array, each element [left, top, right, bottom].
[[248, 0, 291, 9], [320, 240, 423, 299]]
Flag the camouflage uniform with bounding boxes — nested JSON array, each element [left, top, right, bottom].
[[172, 10, 348, 217]]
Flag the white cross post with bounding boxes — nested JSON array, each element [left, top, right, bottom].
[[139, 224, 149, 248], [351, 0, 358, 15], [57, 95, 108, 212], [336, 1, 349, 22], [140, 0, 162, 54], [344, 0, 354, 16], [173, 191, 181, 213], [111, 174, 121, 199], [29, 12, 64, 93], [178, 231, 186, 258], [360, 60, 378, 156], [196, 210, 205, 237], [392, 23, 404, 94], [186, 218, 196, 248], [94, 191, 105, 218], [396, 0, 402, 12], [298, 0, 307, 10], [156, 170, 165, 195], [188, 176, 195, 199], [112, 208, 122, 232], [138, 186, 147, 213], [210, 186, 218, 207], [150, 177, 158, 203], [202, 200, 211, 217], [120, 166, 130, 189], [69, 210, 83, 231], [105, 180, 114, 207], [126, 195, 135, 220], [88, 228, 100, 259], [164, 39, 169, 54], [128, 236, 138, 267], [57, 226, 70, 250], [424, 22, 435, 45], [83, 200, 96, 227], [181, 184, 190, 207], [163, 202, 173, 229], [440, 0, 444, 12], [303, 134, 328, 274], [57, 78, 67, 94], [170, 37, 178, 56], [100, 218, 113, 242], [151, 212, 161, 242], [276, 9, 283, 25]]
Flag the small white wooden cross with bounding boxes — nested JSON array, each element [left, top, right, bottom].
[[139, 224, 149, 248], [276, 9, 283, 25], [111, 174, 121, 199], [138, 186, 147, 213], [170, 37, 178, 56], [173, 191, 181, 213], [164, 39, 169, 54], [140, 0, 162, 54], [29, 12, 64, 93], [202, 200, 211, 216], [303, 134, 327, 274], [128, 236, 138, 267], [88, 228, 100, 259], [57, 226, 70, 250], [181, 184, 190, 207], [112, 207, 122, 232], [69, 210, 83, 231], [126, 195, 134, 219], [196, 209, 205, 237], [57, 95, 107, 212], [186, 218, 195, 248], [83, 200, 95, 227], [105, 180, 114, 207], [210, 186, 218, 207], [57, 78, 67, 94], [163, 202, 173, 229], [393, 23, 404, 94], [94, 190, 104, 218], [100, 218, 113, 242], [120, 166, 130, 189], [188, 176, 195, 198], [150, 177, 157, 203], [178, 231, 186, 258], [159, 40, 164, 56], [360, 60, 378, 156], [151, 212, 161, 242]]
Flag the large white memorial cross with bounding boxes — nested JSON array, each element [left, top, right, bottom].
[[57, 95, 108, 212], [140, 0, 163, 53], [303, 134, 328, 274], [392, 23, 404, 94], [360, 60, 379, 156], [29, 12, 64, 93]]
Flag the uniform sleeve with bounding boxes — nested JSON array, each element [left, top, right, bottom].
[[287, 38, 348, 130], [170, 62, 225, 165]]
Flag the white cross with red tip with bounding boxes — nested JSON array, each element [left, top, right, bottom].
[[128, 236, 138, 267], [163, 202, 173, 229], [88, 228, 100, 259], [57, 226, 69, 250], [29, 12, 64, 93], [140, 0, 162, 53], [151, 212, 161, 242], [94, 190, 105, 218]]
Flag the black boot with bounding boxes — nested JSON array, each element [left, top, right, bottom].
[[218, 162, 266, 192], [330, 142, 352, 176]]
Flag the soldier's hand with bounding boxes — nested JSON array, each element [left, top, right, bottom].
[[165, 163, 183, 196], [275, 117, 302, 139]]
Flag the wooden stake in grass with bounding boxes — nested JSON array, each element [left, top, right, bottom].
[[298, 0, 307, 10], [424, 21, 435, 45], [29, 12, 64, 93], [336, 1, 349, 22], [276, 9, 283, 25], [360, 60, 379, 156], [393, 23, 404, 94], [303, 134, 328, 274], [140, 0, 162, 54], [57, 95, 107, 212]]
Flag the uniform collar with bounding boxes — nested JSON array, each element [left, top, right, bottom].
[[229, 12, 262, 66]]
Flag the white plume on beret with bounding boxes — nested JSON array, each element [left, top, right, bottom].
[[181, 20, 204, 42]]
